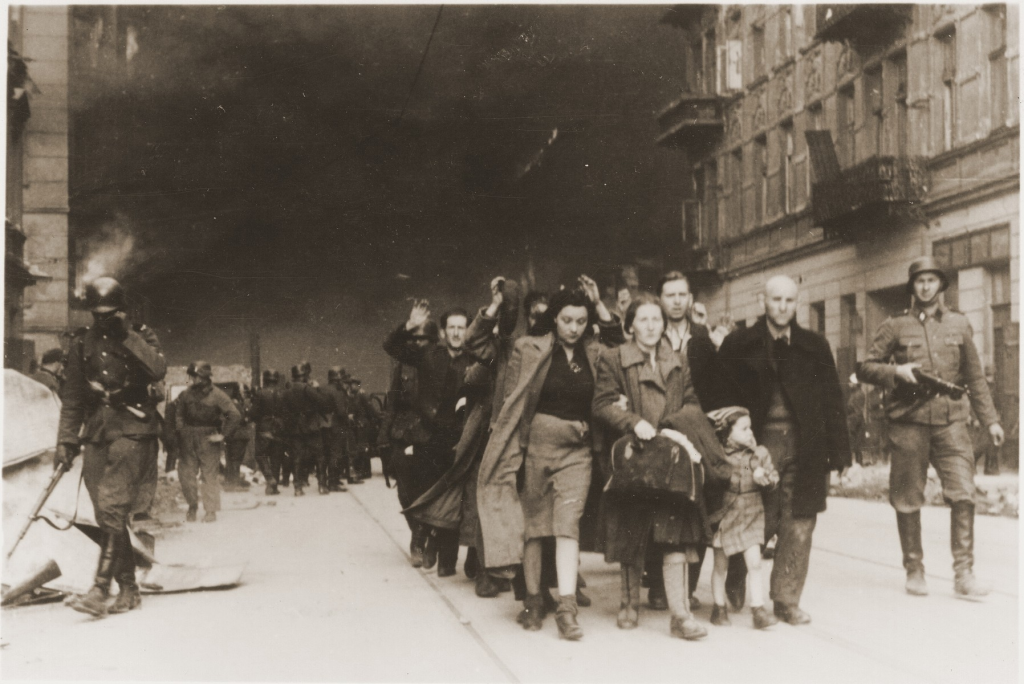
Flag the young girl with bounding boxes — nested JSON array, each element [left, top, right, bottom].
[[705, 406, 779, 630]]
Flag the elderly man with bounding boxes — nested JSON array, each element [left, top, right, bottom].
[[858, 257, 1003, 599], [718, 275, 851, 624]]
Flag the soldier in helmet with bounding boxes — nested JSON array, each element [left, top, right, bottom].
[[55, 276, 167, 618], [859, 256, 1004, 600], [283, 361, 333, 496], [175, 361, 242, 522], [345, 376, 379, 481], [250, 369, 288, 495], [322, 366, 355, 490]]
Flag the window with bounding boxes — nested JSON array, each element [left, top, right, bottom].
[[810, 301, 826, 336], [777, 7, 793, 64], [837, 85, 856, 166], [754, 136, 767, 225], [802, 5, 815, 41], [718, 39, 743, 93], [702, 28, 716, 96], [752, 24, 766, 79], [806, 103, 823, 197], [933, 225, 1011, 269], [729, 149, 744, 238], [780, 121, 794, 214], [937, 27, 957, 150], [987, 5, 1008, 128], [890, 52, 909, 155], [990, 265, 1011, 307], [703, 160, 718, 246], [864, 67, 883, 157]]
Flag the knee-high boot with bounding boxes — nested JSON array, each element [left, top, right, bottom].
[[951, 502, 990, 600], [109, 530, 142, 613], [68, 530, 119, 618], [896, 510, 927, 595]]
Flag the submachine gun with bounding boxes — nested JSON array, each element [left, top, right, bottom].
[[892, 368, 969, 411]]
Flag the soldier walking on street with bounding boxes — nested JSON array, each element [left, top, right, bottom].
[[858, 257, 1004, 600], [250, 369, 288, 495], [346, 376, 378, 481], [55, 276, 167, 618], [322, 367, 354, 490], [176, 361, 242, 522], [284, 361, 333, 496]]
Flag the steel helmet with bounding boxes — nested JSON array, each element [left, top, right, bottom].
[[327, 366, 345, 383], [261, 368, 279, 386], [83, 276, 126, 313], [906, 256, 949, 294], [187, 360, 213, 378]]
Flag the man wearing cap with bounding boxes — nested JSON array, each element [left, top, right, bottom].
[[858, 256, 1003, 600], [346, 376, 379, 481], [250, 369, 287, 495], [56, 276, 167, 617], [175, 361, 242, 522], [31, 348, 65, 394]]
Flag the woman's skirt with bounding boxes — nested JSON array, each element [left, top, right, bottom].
[[521, 412, 593, 541]]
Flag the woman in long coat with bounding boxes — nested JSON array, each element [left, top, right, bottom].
[[592, 293, 713, 641], [477, 278, 623, 640]]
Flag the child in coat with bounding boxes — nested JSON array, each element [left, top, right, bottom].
[[706, 406, 779, 630]]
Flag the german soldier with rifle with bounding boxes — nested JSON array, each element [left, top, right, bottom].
[[858, 256, 1004, 600], [55, 276, 168, 618]]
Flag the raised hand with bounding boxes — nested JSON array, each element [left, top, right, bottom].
[[406, 299, 431, 331]]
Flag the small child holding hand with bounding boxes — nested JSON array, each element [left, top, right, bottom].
[[705, 406, 779, 630]]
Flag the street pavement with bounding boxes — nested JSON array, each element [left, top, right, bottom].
[[2, 465, 1018, 683]]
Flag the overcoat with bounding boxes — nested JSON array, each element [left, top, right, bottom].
[[592, 339, 723, 564], [404, 285, 520, 535], [477, 319, 623, 568], [717, 316, 851, 518]]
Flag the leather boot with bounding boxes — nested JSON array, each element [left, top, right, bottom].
[[464, 546, 479, 579], [186, 505, 198, 522], [409, 525, 427, 568], [517, 593, 545, 631], [617, 565, 641, 629], [951, 502, 990, 600], [422, 529, 438, 570], [555, 594, 583, 640], [68, 530, 119, 618], [896, 511, 928, 596], [109, 531, 142, 614], [265, 483, 280, 496], [475, 572, 501, 598]]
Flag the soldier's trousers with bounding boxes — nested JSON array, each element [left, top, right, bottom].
[[323, 428, 350, 486], [763, 422, 823, 608], [888, 421, 976, 512], [179, 426, 223, 512], [255, 434, 286, 486], [83, 436, 158, 533], [289, 432, 322, 488], [224, 439, 248, 484]]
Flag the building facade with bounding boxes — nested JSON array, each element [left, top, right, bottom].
[[658, 4, 1019, 453]]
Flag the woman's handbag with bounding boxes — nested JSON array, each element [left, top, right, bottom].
[[606, 433, 699, 501]]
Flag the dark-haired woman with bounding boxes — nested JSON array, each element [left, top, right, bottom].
[[477, 276, 623, 640], [593, 293, 714, 640]]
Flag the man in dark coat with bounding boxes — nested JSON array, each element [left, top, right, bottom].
[[384, 301, 473, 576], [55, 276, 167, 618], [321, 367, 354, 489], [718, 275, 851, 625], [404, 277, 519, 595], [655, 271, 738, 611]]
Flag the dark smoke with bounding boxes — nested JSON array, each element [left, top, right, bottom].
[[70, 5, 689, 390]]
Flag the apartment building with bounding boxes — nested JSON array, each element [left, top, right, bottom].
[[657, 4, 1019, 442]]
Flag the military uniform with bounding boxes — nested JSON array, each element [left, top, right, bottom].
[[57, 307, 167, 617], [859, 303, 998, 511], [283, 375, 333, 495], [223, 388, 252, 490], [859, 256, 1000, 599], [323, 378, 355, 488], [175, 382, 241, 515], [250, 373, 288, 493]]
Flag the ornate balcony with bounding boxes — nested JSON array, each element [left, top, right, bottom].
[[656, 94, 725, 151], [815, 5, 913, 45], [812, 156, 929, 240]]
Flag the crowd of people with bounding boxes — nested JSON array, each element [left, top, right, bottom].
[[43, 256, 1006, 629]]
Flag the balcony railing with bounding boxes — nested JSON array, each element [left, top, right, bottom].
[[815, 4, 913, 44], [656, 93, 724, 150], [812, 156, 929, 240]]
